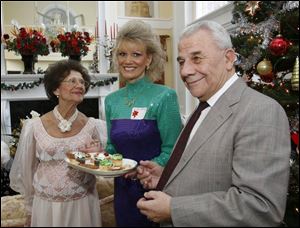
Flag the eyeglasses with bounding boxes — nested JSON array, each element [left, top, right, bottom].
[[61, 78, 90, 88]]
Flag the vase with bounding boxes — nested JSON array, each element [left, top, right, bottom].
[[69, 55, 81, 61], [21, 55, 36, 74]]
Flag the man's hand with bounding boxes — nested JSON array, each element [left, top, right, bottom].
[[124, 169, 138, 180], [136, 160, 163, 189], [137, 191, 172, 223]]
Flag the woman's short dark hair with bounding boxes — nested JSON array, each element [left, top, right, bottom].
[[44, 60, 91, 102]]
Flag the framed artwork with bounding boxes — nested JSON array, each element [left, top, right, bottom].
[[125, 1, 154, 18]]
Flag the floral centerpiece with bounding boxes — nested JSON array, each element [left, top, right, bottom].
[[50, 30, 93, 60], [2, 27, 49, 73], [2, 27, 50, 56]]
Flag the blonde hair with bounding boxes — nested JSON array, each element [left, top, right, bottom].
[[112, 19, 165, 82]]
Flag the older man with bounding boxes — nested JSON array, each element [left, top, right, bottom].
[[136, 20, 291, 226]]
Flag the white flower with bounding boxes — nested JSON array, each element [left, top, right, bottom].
[[30, 110, 40, 118], [26, 110, 40, 119]]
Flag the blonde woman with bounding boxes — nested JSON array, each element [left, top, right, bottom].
[[104, 20, 182, 226]]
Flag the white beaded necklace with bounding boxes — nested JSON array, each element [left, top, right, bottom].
[[53, 105, 78, 133]]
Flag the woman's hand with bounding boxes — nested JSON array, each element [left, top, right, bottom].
[[80, 140, 104, 153]]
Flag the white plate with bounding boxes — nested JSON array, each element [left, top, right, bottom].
[[65, 157, 138, 177]]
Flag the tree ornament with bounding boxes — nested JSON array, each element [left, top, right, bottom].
[[245, 1, 261, 16], [260, 72, 274, 83], [257, 58, 273, 76], [291, 57, 299, 91], [269, 34, 289, 56]]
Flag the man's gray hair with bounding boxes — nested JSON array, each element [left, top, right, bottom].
[[180, 20, 233, 49]]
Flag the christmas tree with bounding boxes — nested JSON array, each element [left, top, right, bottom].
[[230, 1, 299, 226]]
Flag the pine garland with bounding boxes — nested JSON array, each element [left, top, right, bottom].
[[1, 77, 118, 91]]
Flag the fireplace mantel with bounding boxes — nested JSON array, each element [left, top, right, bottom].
[[1, 73, 119, 143]]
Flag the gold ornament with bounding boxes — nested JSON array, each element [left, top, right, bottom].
[[291, 57, 299, 91], [245, 1, 261, 16], [257, 58, 273, 76]]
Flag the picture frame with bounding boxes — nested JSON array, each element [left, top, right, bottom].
[[125, 1, 154, 18]]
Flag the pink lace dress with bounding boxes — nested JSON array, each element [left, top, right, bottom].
[[10, 117, 107, 227]]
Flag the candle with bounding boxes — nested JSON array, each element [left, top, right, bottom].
[[96, 20, 98, 38], [113, 23, 115, 39], [105, 20, 107, 35], [110, 25, 112, 40]]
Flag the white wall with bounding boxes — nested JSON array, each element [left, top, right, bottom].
[[173, 2, 234, 117]]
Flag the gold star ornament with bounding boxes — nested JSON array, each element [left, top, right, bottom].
[[245, 1, 261, 16]]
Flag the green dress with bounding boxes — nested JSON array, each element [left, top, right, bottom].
[[105, 76, 182, 226]]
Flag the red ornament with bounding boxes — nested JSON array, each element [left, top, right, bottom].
[[260, 72, 274, 83], [269, 34, 289, 56], [291, 131, 299, 147]]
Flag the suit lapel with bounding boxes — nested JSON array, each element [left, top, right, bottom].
[[165, 78, 247, 188]]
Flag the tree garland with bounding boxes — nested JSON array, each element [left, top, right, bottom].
[[1, 77, 118, 91]]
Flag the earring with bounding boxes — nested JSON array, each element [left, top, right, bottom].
[[146, 65, 150, 70]]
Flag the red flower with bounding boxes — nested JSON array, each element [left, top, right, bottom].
[[2, 27, 49, 56], [51, 30, 94, 57]]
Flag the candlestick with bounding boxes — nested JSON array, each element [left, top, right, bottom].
[[110, 25, 112, 40], [113, 23, 115, 39], [96, 20, 98, 38]]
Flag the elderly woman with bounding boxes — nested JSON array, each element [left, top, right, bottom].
[[9, 60, 106, 227]]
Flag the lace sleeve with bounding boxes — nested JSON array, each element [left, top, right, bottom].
[[92, 118, 108, 149], [9, 119, 39, 215]]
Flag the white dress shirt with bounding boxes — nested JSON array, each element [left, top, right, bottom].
[[187, 74, 239, 146]]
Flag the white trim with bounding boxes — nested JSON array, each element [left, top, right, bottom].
[[97, 1, 108, 73], [153, 2, 159, 18], [191, 2, 235, 32], [1, 2, 6, 76], [118, 2, 125, 17], [172, 1, 186, 116]]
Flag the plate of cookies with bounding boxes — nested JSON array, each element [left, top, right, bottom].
[[65, 151, 138, 177]]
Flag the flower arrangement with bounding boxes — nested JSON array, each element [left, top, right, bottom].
[[8, 110, 40, 157], [2, 27, 50, 56], [50, 31, 93, 57]]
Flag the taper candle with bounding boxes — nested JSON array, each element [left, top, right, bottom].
[[110, 25, 112, 40], [113, 23, 115, 39]]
